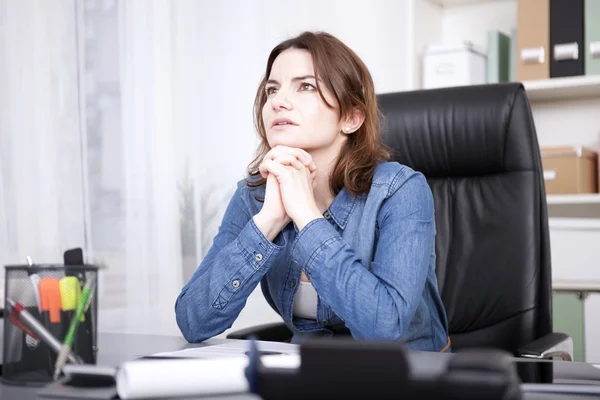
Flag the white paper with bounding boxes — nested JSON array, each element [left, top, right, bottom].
[[152, 340, 299, 359], [116, 341, 300, 399]]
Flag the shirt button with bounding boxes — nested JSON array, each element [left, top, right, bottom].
[[232, 279, 240, 288], [321, 319, 329, 325], [323, 211, 331, 219], [288, 279, 296, 289], [255, 253, 263, 262]]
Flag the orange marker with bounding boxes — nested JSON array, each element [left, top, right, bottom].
[[39, 277, 62, 324]]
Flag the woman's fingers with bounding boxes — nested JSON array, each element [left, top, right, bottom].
[[273, 154, 303, 169], [262, 159, 290, 182], [261, 146, 316, 178], [259, 162, 269, 178], [260, 155, 303, 178], [265, 146, 315, 170]]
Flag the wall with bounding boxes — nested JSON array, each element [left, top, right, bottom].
[[441, 0, 517, 49], [411, 0, 444, 89]]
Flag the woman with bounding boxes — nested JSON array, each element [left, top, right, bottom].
[[175, 31, 450, 352]]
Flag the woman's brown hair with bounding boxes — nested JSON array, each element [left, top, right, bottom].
[[246, 31, 390, 197]]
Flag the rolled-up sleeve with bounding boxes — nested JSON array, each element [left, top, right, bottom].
[[175, 183, 286, 342]]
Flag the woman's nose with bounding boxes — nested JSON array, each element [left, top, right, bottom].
[[270, 90, 292, 110]]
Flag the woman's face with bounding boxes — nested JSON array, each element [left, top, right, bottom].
[[262, 48, 347, 153]]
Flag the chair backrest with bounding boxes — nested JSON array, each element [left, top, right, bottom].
[[378, 83, 552, 353]]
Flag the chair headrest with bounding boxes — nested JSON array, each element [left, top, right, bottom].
[[378, 83, 539, 178]]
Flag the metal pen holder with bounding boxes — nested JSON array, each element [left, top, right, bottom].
[[2, 264, 101, 386]]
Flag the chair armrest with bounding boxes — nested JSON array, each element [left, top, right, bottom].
[[517, 332, 573, 361], [226, 322, 292, 342]]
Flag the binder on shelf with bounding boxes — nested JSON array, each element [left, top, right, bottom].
[[517, 0, 550, 81], [509, 28, 518, 82], [486, 30, 511, 83], [585, 0, 600, 75], [550, 0, 585, 78]]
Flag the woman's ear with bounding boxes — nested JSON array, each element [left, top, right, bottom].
[[341, 108, 365, 134]]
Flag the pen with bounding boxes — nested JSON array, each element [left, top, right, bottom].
[[53, 275, 96, 380], [6, 298, 83, 365], [244, 351, 285, 356], [63, 248, 96, 363], [26, 256, 41, 310], [8, 301, 40, 340], [64, 247, 86, 286], [245, 338, 261, 395], [59, 276, 95, 363]]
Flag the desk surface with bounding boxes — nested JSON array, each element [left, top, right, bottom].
[[0, 330, 252, 400], [2, 328, 600, 399]]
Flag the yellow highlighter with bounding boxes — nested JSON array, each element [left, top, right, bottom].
[[59, 276, 83, 322]]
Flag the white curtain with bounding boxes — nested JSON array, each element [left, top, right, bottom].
[[1, 0, 413, 336], [75, 0, 273, 335], [0, 0, 86, 305]]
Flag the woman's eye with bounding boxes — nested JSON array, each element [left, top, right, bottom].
[[265, 87, 278, 95], [300, 83, 315, 91]]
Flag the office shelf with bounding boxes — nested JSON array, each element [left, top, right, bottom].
[[524, 75, 600, 102], [547, 194, 600, 205], [548, 218, 600, 230], [553, 280, 600, 293], [426, 0, 512, 7]]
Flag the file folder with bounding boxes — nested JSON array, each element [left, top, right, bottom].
[[550, 0, 585, 78], [487, 30, 511, 83], [517, 0, 550, 81], [509, 28, 518, 82], [585, 0, 600, 75]]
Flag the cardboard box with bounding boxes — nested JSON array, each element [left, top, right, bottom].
[[423, 42, 486, 89], [541, 146, 598, 194]]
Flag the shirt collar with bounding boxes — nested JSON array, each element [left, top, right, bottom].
[[326, 187, 358, 230]]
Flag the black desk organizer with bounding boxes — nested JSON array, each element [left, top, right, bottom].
[[246, 338, 523, 400], [2, 263, 101, 387]]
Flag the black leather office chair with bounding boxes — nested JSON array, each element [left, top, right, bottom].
[[228, 83, 573, 361]]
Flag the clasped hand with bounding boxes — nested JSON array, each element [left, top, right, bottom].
[[258, 145, 322, 232]]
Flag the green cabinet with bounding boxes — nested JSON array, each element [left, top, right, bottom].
[[585, 0, 600, 75], [553, 292, 585, 362]]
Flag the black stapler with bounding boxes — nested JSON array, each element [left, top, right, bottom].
[[246, 338, 522, 400]]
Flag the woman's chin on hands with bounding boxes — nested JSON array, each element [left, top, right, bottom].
[[254, 145, 321, 239], [259, 145, 316, 177], [261, 159, 322, 231]]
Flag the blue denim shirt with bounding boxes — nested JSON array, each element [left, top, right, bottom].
[[175, 161, 449, 351]]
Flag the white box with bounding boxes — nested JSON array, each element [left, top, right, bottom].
[[423, 42, 487, 89]]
